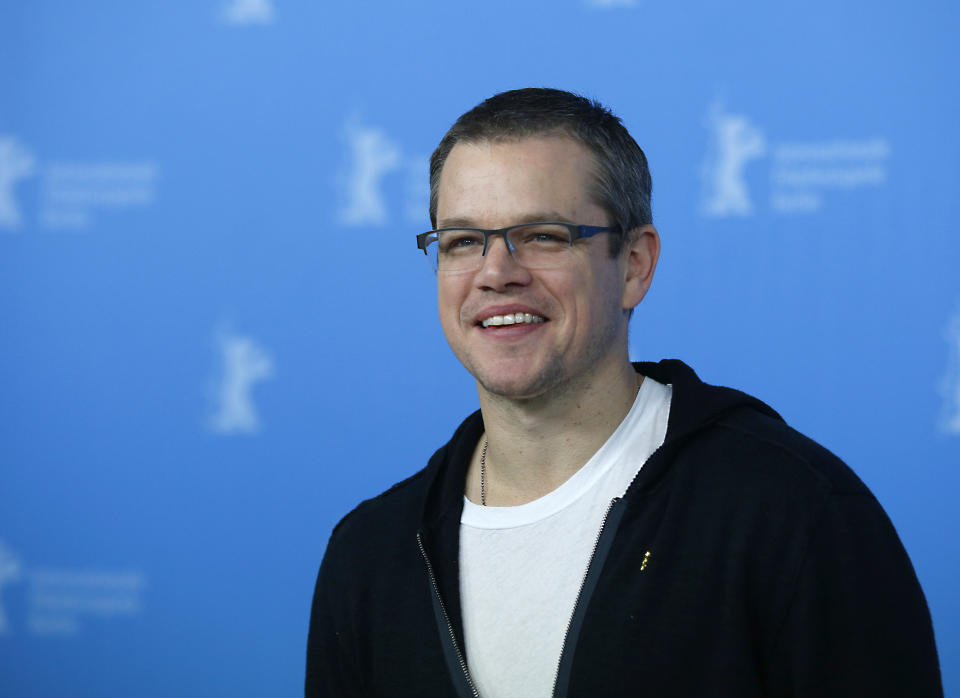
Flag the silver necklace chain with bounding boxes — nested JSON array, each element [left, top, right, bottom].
[[480, 439, 488, 506]]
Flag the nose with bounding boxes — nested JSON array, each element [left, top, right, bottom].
[[474, 235, 532, 290]]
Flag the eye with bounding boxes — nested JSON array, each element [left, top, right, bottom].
[[514, 224, 572, 247], [438, 230, 483, 255], [533, 232, 565, 243]]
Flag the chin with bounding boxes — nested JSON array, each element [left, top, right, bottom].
[[472, 361, 566, 401]]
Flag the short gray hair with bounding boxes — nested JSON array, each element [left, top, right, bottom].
[[429, 88, 652, 256]]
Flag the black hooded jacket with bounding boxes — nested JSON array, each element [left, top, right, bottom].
[[306, 360, 942, 697]]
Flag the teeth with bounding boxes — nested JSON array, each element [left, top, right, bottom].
[[480, 313, 546, 328]]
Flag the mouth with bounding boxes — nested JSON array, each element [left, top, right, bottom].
[[477, 312, 548, 329]]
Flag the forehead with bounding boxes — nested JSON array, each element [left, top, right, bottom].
[[436, 135, 602, 227]]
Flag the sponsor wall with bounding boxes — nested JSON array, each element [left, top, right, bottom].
[[1, 1, 957, 695]]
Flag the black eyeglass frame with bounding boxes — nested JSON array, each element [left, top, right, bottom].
[[415, 221, 622, 271]]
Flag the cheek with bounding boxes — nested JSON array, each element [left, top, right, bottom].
[[572, 272, 620, 332], [541, 272, 585, 317], [437, 280, 466, 326]]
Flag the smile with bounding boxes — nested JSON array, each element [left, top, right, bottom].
[[479, 312, 546, 328]]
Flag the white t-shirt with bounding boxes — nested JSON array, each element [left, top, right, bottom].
[[459, 377, 672, 698]]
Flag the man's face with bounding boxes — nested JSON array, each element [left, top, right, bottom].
[[434, 135, 637, 401]]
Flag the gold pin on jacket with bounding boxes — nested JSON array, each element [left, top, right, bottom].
[[641, 551, 652, 571]]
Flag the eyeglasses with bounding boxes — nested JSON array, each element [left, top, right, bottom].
[[415, 221, 621, 273]]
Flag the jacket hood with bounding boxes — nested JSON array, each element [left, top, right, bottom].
[[629, 359, 782, 497], [637, 359, 781, 443]]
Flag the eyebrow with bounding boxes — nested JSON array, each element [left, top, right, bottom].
[[436, 212, 575, 229]]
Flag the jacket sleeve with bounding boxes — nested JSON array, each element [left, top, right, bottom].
[[767, 492, 943, 697], [305, 530, 363, 698]]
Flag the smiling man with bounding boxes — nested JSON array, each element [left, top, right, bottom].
[[306, 89, 941, 697]]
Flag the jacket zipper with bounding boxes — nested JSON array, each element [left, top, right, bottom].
[[417, 531, 480, 698], [551, 496, 622, 698]]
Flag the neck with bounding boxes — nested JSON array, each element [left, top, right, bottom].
[[470, 356, 641, 506]]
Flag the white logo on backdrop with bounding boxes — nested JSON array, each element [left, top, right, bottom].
[[220, 0, 275, 25], [208, 328, 275, 435], [0, 136, 159, 231], [338, 123, 403, 225], [698, 100, 891, 217], [0, 540, 144, 636], [938, 306, 960, 436], [0, 136, 36, 230], [28, 569, 146, 636], [0, 541, 22, 634], [700, 101, 766, 217], [337, 119, 430, 226], [41, 161, 159, 229], [770, 139, 889, 214]]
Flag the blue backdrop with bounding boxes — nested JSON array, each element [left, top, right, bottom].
[[1, 1, 957, 695]]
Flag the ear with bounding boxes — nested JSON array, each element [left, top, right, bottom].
[[621, 224, 660, 311]]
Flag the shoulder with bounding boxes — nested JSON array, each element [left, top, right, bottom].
[[313, 460, 439, 595], [641, 359, 867, 496], [326, 454, 438, 552], [643, 403, 875, 541], [712, 407, 869, 495], [323, 409, 481, 554]]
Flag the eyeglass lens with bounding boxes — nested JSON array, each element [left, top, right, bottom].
[[429, 223, 574, 272]]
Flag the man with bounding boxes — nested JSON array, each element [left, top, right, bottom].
[[306, 88, 941, 697]]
